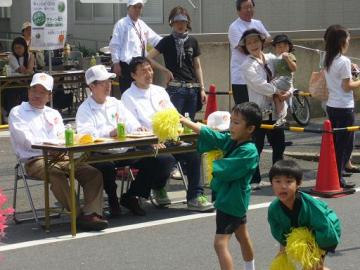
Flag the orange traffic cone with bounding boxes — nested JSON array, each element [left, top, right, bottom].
[[309, 120, 355, 197], [204, 84, 218, 121]]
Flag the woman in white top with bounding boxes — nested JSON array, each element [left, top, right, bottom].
[[2, 37, 35, 122], [8, 37, 34, 75], [240, 29, 289, 189], [324, 25, 360, 188]]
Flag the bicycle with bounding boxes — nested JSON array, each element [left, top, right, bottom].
[[290, 89, 311, 126]]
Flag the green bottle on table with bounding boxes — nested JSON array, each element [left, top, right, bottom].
[[65, 124, 74, 146], [183, 112, 192, 134]]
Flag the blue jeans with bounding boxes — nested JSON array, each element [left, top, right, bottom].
[[166, 86, 199, 120], [173, 152, 203, 201]]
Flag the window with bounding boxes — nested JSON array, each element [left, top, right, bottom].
[[0, 7, 11, 18], [75, 0, 114, 23], [142, 0, 163, 24]]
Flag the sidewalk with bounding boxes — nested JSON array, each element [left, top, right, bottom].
[[268, 113, 360, 164]]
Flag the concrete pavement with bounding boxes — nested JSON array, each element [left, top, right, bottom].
[[1, 115, 360, 269]]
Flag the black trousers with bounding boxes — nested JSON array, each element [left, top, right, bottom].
[[251, 120, 285, 184], [93, 154, 175, 200], [232, 84, 249, 105], [119, 61, 133, 95], [326, 106, 355, 184]]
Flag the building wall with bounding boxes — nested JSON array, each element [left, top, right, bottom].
[[8, 0, 360, 41]]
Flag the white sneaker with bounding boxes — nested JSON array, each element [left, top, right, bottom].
[[274, 117, 287, 127], [171, 168, 182, 180], [152, 188, 171, 206], [187, 195, 214, 212], [251, 183, 261, 190]]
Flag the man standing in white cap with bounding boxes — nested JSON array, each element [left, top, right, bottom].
[[76, 65, 175, 216], [109, 0, 161, 95], [9, 73, 108, 231]]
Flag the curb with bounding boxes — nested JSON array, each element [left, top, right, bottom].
[[263, 149, 360, 164]]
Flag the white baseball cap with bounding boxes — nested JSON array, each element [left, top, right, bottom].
[[127, 0, 147, 7], [207, 111, 231, 131], [30, 73, 54, 92], [21, 21, 31, 31], [85, 65, 116, 85]]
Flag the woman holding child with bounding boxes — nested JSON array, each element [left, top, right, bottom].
[[240, 28, 288, 189]]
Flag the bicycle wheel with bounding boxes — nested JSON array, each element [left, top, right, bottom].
[[292, 94, 311, 126]]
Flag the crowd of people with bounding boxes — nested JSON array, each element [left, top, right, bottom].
[[4, 0, 359, 269]]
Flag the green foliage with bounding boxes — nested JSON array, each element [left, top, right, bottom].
[[75, 42, 96, 57]]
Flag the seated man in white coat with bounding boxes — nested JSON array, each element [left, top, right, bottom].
[[9, 73, 108, 231], [122, 57, 214, 211], [76, 65, 175, 216]]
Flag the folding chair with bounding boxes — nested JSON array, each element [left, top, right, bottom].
[[12, 156, 45, 226], [12, 156, 80, 226], [116, 166, 136, 196], [150, 161, 188, 207]]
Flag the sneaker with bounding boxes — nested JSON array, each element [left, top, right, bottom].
[[77, 213, 108, 231], [120, 195, 146, 216], [171, 168, 183, 180], [187, 195, 214, 212], [274, 117, 287, 127], [152, 187, 171, 206], [251, 183, 261, 190], [262, 109, 272, 118]]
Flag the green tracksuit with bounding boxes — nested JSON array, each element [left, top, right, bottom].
[[197, 126, 259, 218], [268, 191, 341, 250]]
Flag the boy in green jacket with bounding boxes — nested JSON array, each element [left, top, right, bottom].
[[268, 160, 341, 270], [181, 102, 262, 270]]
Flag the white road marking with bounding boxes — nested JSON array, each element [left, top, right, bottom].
[[1, 188, 359, 252]]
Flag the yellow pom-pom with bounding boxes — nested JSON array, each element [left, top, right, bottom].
[[152, 109, 180, 143], [204, 150, 223, 185], [286, 227, 326, 270], [269, 252, 296, 270]]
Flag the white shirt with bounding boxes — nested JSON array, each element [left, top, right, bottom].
[[325, 54, 354, 108], [9, 102, 64, 160], [109, 15, 162, 64], [228, 18, 270, 84], [8, 54, 28, 74], [242, 53, 277, 112], [76, 96, 141, 138], [121, 82, 175, 130]]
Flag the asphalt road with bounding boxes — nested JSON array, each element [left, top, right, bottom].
[[0, 116, 360, 269]]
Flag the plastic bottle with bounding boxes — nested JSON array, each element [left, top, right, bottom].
[[183, 112, 192, 134], [65, 124, 74, 146], [90, 55, 97, 67], [117, 120, 126, 139]]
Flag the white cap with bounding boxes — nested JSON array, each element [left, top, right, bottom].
[[207, 111, 231, 131], [85, 65, 116, 85], [21, 21, 31, 31], [127, 0, 146, 7], [30, 73, 54, 92]]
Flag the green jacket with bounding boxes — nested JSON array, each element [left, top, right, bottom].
[[197, 126, 259, 217], [268, 191, 341, 250]]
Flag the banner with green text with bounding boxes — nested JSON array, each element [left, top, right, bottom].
[[30, 0, 67, 50]]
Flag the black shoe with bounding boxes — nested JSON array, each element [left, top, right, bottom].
[[120, 195, 146, 216], [340, 181, 356, 188], [345, 167, 360, 173]]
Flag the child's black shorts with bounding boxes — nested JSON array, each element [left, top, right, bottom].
[[216, 209, 247, 234]]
